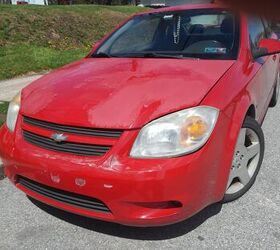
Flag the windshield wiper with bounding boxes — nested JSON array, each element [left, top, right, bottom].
[[92, 52, 113, 58], [143, 52, 184, 59], [93, 51, 195, 59], [111, 52, 184, 59]]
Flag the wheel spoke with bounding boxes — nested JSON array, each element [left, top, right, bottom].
[[246, 142, 260, 159], [237, 128, 246, 147], [276, 72, 280, 99], [227, 171, 235, 189], [238, 167, 251, 186]]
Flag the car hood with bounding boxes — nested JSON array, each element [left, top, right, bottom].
[[21, 58, 234, 129]]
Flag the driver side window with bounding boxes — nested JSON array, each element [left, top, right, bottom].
[[248, 17, 266, 52]]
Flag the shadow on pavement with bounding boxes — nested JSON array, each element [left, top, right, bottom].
[[28, 196, 222, 240], [0, 165, 5, 180]]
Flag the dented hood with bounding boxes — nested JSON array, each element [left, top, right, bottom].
[[21, 58, 234, 129]]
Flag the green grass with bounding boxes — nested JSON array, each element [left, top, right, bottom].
[[0, 102, 8, 114], [0, 118, 5, 126], [0, 5, 145, 80], [0, 45, 87, 80], [0, 102, 9, 126]]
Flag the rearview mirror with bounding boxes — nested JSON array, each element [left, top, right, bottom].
[[253, 38, 280, 59]]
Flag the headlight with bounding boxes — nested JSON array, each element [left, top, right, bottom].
[[6, 92, 21, 132], [130, 106, 219, 158]]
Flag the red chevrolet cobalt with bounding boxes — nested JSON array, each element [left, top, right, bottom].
[[1, 4, 280, 226]]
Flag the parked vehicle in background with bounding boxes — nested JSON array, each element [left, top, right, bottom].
[[16, 0, 28, 4], [140, 0, 211, 7], [12, 0, 48, 5], [1, 3, 280, 227]]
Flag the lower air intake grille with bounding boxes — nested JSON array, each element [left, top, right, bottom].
[[23, 130, 111, 156], [18, 176, 111, 213]]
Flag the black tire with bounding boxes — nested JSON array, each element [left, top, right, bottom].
[[222, 116, 265, 203], [269, 72, 279, 108]]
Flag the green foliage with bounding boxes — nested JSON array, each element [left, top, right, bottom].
[[0, 5, 144, 79], [0, 102, 9, 126], [0, 44, 87, 79], [0, 102, 8, 114]]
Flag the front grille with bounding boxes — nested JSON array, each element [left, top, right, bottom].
[[23, 130, 111, 156], [19, 176, 111, 213], [23, 116, 123, 138]]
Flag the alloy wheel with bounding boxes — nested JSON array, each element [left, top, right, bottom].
[[226, 127, 261, 195]]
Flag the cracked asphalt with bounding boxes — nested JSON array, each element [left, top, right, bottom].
[[0, 86, 280, 249]]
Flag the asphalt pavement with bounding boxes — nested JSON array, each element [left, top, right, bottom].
[[0, 82, 280, 249]]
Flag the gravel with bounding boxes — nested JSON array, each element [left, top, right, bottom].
[[0, 106, 279, 250]]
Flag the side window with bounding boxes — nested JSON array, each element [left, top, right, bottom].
[[271, 22, 280, 33], [262, 19, 273, 38], [248, 17, 266, 51]]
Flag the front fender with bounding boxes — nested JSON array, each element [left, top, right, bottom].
[[200, 61, 255, 200]]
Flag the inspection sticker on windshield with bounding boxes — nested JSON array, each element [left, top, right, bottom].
[[205, 48, 227, 54]]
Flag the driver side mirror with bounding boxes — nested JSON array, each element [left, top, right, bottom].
[[253, 38, 280, 59]]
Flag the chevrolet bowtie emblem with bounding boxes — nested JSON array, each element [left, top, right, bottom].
[[50, 133, 68, 143]]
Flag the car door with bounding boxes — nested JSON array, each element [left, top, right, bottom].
[[248, 17, 277, 121]]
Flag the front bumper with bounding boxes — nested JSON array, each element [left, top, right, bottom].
[[0, 112, 233, 227]]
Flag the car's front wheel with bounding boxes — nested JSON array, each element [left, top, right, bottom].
[[269, 71, 280, 108], [223, 116, 264, 203]]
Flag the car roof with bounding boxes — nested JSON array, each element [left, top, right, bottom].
[[137, 3, 227, 16]]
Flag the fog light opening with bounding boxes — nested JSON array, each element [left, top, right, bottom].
[[134, 200, 183, 209]]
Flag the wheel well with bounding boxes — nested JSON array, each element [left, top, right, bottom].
[[246, 105, 256, 119]]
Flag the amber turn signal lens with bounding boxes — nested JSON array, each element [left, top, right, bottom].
[[181, 116, 209, 145]]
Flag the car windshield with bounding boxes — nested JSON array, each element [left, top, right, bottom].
[[94, 9, 240, 60]]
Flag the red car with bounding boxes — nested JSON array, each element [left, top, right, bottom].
[[1, 4, 280, 227], [16, 1, 28, 4]]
